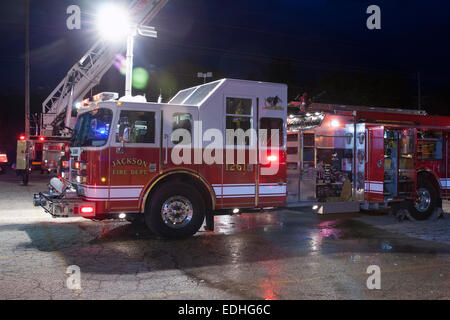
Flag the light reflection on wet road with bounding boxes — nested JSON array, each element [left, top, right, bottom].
[[0, 171, 449, 299]]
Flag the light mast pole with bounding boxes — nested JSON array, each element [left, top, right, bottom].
[[25, 0, 30, 138]]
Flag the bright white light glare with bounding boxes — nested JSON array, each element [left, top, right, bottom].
[[119, 213, 126, 219], [97, 5, 130, 42], [312, 205, 319, 210], [232, 208, 240, 214], [330, 119, 340, 127]]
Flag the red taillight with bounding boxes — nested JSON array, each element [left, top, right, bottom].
[[80, 206, 94, 214], [267, 155, 278, 162], [19, 135, 26, 141], [39, 136, 45, 141]]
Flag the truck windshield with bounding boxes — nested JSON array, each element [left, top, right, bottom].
[[70, 108, 113, 147]]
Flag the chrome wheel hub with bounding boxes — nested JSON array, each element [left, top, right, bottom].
[[161, 196, 193, 229], [415, 188, 431, 213]]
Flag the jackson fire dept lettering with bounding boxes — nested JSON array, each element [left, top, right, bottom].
[[112, 158, 150, 175]]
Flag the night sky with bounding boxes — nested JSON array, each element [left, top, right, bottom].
[[1, 0, 450, 155]]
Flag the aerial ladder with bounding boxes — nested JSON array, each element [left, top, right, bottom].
[[17, 0, 169, 184]]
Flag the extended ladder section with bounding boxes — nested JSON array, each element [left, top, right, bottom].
[[41, 0, 169, 137], [289, 102, 427, 116]]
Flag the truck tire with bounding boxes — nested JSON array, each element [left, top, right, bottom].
[[410, 179, 438, 220], [144, 183, 205, 238]]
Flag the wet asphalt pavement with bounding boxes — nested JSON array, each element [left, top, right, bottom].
[[0, 169, 449, 300]]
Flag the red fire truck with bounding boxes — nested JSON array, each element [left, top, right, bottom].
[[0, 147, 8, 174], [15, 135, 69, 185], [286, 102, 449, 219], [33, 79, 450, 238]]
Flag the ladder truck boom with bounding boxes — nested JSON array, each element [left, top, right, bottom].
[[41, 0, 169, 137]]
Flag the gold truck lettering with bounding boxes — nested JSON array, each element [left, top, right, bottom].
[[112, 158, 150, 175]]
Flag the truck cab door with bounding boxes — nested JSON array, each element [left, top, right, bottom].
[[365, 126, 384, 202], [108, 106, 161, 212]]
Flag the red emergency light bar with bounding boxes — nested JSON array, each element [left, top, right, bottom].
[[92, 92, 118, 102]]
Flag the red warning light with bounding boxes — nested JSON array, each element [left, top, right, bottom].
[[19, 135, 26, 141], [80, 206, 95, 214], [39, 136, 45, 141]]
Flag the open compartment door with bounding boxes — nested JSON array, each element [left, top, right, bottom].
[[398, 128, 416, 199], [365, 126, 384, 202]]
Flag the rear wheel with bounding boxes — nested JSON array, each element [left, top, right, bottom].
[[410, 179, 438, 220], [144, 183, 205, 238]]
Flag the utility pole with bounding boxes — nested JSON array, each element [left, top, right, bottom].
[[25, 0, 30, 138], [417, 71, 421, 110], [124, 31, 135, 97]]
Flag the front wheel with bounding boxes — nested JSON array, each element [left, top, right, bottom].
[[144, 183, 205, 238], [410, 179, 438, 220]]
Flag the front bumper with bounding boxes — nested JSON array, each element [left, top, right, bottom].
[[33, 192, 92, 217], [33, 178, 95, 218]]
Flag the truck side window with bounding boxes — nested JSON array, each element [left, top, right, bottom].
[[260, 117, 284, 147], [116, 111, 155, 144], [226, 97, 252, 145], [417, 130, 443, 160], [172, 113, 192, 144]]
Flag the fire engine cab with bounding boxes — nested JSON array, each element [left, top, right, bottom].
[[33, 79, 450, 238]]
